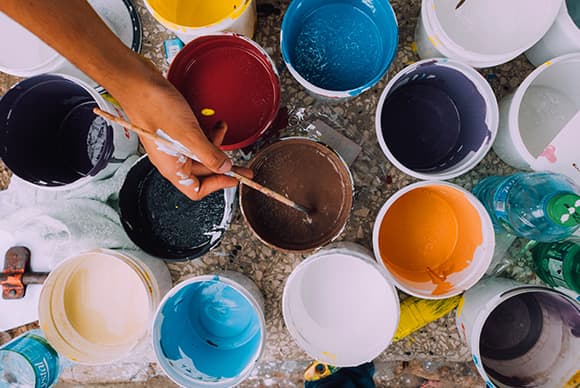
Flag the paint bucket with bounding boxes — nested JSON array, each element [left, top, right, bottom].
[[119, 155, 236, 261], [493, 53, 580, 184], [167, 33, 280, 151], [240, 137, 353, 253], [143, 0, 257, 43], [282, 242, 400, 366], [372, 181, 495, 299], [280, 0, 398, 99], [526, 0, 580, 67], [415, 0, 562, 68], [38, 249, 172, 365], [0, 0, 142, 92], [375, 58, 498, 180], [152, 271, 265, 387], [0, 74, 138, 190], [457, 277, 580, 388]]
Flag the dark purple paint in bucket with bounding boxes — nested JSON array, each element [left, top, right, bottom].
[[380, 61, 489, 172], [0, 74, 113, 186]]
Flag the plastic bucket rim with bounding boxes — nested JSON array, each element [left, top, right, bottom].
[[280, 0, 399, 98], [238, 136, 355, 253], [152, 273, 266, 387], [375, 58, 499, 180], [372, 180, 495, 300], [282, 246, 400, 367], [167, 32, 281, 151]]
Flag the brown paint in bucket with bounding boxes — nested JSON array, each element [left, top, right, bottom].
[[374, 182, 493, 298], [240, 138, 353, 252]]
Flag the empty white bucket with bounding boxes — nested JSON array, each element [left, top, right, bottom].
[[282, 242, 399, 367], [415, 0, 563, 68], [493, 53, 580, 184], [457, 277, 580, 388], [38, 249, 171, 365], [526, 0, 580, 67]]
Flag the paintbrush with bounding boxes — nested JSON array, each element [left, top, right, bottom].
[[93, 108, 311, 215]]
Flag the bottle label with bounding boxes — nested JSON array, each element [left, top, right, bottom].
[[493, 175, 518, 233], [546, 259, 568, 288], [540, 241, 578, 289], [3, 333, 60, 388]]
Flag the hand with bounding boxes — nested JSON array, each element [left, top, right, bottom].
[[117, 76, 253, 200]]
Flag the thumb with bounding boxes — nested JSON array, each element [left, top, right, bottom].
[[193, 137, 232, 173]]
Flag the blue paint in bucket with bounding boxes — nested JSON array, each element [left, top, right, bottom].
[[281, 0, 398, 98], [154, 276, 263, 386]]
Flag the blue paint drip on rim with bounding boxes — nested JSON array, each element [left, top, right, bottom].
[[157, 279, 262, 384], [281, 0, 398, 96]]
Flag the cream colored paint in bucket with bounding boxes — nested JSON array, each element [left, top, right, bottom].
[[39, 249, 171, 364], [144, 0, 257, 43]]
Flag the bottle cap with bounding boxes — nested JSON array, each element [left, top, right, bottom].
[[547, 193, 580, 226]]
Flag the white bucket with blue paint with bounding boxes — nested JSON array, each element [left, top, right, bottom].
[[153, 272, 265, 387], [280, 0, 398, 99], [415, 0, 562, 68], [457, 277, 580, 388]]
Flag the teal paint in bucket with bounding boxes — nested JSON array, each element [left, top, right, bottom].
[[281, 0, 398, 99], [153, 272, 265, 387]]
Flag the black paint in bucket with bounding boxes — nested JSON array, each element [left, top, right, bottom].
[[381, 62, 489, 172], [119, 156, 228, 261], [0, 74, 113, 186]]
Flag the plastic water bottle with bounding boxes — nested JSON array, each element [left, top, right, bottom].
[[472, 172, 580, 242], [531, 238, 580, 295], [0, 329, 64, 388]]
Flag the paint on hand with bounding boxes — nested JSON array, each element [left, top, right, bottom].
[[378, 185, 483, 295], [156, 128, 199, 161], [148, 0, 246, 27]]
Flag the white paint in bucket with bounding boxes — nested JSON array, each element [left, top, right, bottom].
[[152, 271, 265, 387], [415, 0, 562, 68], [526, 1, 580, 67], [493, 53, 580, 184], [372, 181, 495, 299], [457, 277, 580, 388], [38, 249, 171, 365], [375, 58, 498, 180], [282, 242, 399, 367], [143, 0, 257, 43]]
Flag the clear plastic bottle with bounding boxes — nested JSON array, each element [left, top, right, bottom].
[[0, 329, 64, 388], [472, 172, 580, 242]]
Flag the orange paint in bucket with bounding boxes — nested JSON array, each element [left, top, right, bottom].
[[374, 182, 493, 298]]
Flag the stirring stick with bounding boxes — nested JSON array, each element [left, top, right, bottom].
[[93, 108, 310, 214]]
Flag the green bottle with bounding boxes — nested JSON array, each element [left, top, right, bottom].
[[531, 237, 580, 294]]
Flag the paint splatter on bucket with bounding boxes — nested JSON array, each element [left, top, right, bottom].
[[38, 249, 171, 364], [376, 58, 498, 180], [167, 33, 280, 150], [153, 272, 265, 387], [283, 242, 399, 366], [373, 181, 494, 299], [458, 278, 580, 387], [240, 138, 353, 252], [0, 74, 138, 190], [281, 0, 398, 99], [119, 155, 236, 261]]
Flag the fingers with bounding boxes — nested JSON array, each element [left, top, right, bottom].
[[209, 120, 228, 147], [178, 121, 232, 174]]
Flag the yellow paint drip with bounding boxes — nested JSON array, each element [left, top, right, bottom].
[[564, 370, 580, 388], [201, 108, 216, 117], [147, 0, 247, 28]]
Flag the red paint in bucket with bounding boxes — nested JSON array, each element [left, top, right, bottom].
[[168, 34, 281, 151]]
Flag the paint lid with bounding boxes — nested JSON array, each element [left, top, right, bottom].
[[547, 193, 580, 226]]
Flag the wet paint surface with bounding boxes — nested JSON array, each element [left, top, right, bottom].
[[168, 35, 280, 150], [158, 279, 261, 382], [148, 0, 245, 27], [378, 185, 483, 295]]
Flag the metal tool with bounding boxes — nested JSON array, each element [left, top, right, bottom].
[[1, 247, 49, 299]]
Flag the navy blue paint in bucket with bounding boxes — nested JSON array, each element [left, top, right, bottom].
[[0, 74, 115, 188], [376, 59, 499, 180], [281, 0, 398, 99], [119, 155, 236, 261], [153, 273, 265, 387]]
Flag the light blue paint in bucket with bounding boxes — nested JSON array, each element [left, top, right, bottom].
[[153, 273, 265, 387], [281, 0, 398, 99]]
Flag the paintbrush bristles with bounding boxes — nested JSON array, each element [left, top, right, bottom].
[[92, 108, 310, 215]]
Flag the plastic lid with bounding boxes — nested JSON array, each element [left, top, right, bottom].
[[547, 193, 580, 226]]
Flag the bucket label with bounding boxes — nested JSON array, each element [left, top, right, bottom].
[[493, 175, 518, 231], [3, 333, 60, 388]]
